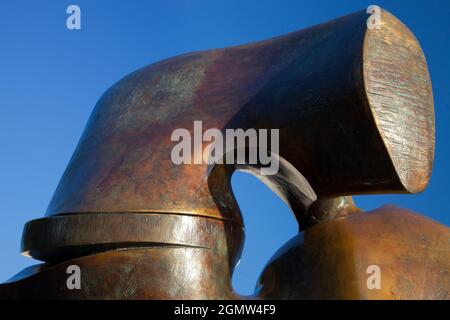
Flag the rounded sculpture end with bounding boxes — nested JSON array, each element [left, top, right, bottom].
[[363, 8, 435, 193]]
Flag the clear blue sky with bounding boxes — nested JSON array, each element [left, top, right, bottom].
[[0, 0, 448, 295]]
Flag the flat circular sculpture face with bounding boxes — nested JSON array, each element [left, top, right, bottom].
[[363, 9, 435, 193]]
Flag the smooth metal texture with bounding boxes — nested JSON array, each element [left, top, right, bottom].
[[1, 8, 447, 300], [257, 207, 450, 300]]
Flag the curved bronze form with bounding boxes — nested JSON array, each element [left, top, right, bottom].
[[1, 8, 448, 299]]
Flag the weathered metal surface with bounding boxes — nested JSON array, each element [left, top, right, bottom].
[[363, 12, 435, 193], [21, 8, 435, 258], [21, 213, 243, 267], [2, 206, 449, 300], [0, 8, 446, 300], [1, 248, 239, 299], [45, 9, 433, 220], [257, 206, 450, 300]]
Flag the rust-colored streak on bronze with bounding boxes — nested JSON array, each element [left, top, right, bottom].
[[1, 8, 447, 300]]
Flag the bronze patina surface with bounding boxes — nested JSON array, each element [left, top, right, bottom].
[[1, 8, 447, 300]]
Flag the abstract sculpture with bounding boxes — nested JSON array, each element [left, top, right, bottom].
[[1, 8, 448, 299]]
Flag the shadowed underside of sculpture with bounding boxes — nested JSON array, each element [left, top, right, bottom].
[[1, 8, 448, 300]]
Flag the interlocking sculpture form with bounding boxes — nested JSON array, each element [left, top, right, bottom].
[[1, 8, 448, 299]]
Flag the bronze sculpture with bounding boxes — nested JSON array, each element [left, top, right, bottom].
[[0, 7, 448, 299]]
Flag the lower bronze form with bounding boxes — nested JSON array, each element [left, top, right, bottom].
[[1, 8, 448, 299]]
